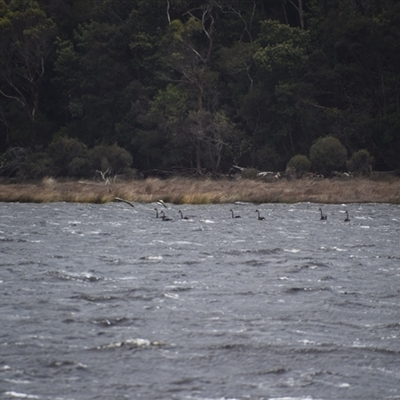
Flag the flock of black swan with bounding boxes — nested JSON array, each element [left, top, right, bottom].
[[151, 206, 350, 222], [114, 197, 350, 222]]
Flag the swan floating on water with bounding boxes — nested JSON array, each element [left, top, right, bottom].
[[179, 210, 189, 220], [160, 210, 172, 221], [255, 210, 265, 220], [344, 210, 350, 222], [319, 208, 327, 220], [230, 209, 241, 218]]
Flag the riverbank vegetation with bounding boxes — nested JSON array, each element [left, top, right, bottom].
[[1, 1, 400, 182], [1, 176, 399, 205]]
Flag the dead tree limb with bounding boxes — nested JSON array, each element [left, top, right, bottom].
[[114, 197, 135, 207]]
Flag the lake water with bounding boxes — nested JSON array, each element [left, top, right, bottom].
[[1, 201, 400, 400]]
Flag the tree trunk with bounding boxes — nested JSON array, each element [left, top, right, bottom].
[[290, 0, 304, 30], [196, 140, 202, 175]]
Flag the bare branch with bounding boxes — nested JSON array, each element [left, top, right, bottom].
[[114, 197, 135, 207], [289, 0, 304, 30], [166, 0, 171, 24], [0, 89, 26, 108], [96, 168, 115, 185]]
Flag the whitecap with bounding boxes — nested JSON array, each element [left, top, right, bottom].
[[68, 221, 81, 225], [140, 255, 163, 261], [68, 230, 84, 236], [298, 339, 317, 345], [173, 241, 200, 246], [164, 293, 179, 299], [4, 392, 40, 399], [95, 338, 164, 350], [4, 379, 31, 384], [333, 247, 345, 252], [283, 248, 301, 253], [117, 277, 137, 281], [269, 397, 317, 400]]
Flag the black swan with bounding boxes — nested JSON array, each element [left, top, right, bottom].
[[230, 209, 241, 218], [319, 208, 327, 220], [160, 210, 172, 221], [179, 210, 189, 220], [154, 208, 159, 218], [255, 210, 265, 220], [344, 210, 350, 222]]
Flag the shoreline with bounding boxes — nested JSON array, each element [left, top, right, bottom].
[[1, 177, 400, 205]]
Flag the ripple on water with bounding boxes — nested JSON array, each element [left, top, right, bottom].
[[1, 202, 400, 400]]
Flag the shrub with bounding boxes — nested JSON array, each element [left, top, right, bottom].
[[47, 137, 89, 177], [241, 168, 260, 180], [17, 151, 51, 180], [286, 154, 311, 178], [0, 147, 28, 178], [347, 149, 374, 176], [309, 136, 347, 177], [88, 144, 133, 175]]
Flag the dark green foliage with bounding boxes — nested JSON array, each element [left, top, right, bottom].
[[47, 136, 89, 177], [1, 0, 400, 178], [88, 144, 133, 175], [309, 136, 347, 177], [17, 150, 51, 180], [286, 155, 311, 178], [347, 149, 374, 176]]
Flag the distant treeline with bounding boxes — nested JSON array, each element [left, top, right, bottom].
[[1, 0, 399, 180]]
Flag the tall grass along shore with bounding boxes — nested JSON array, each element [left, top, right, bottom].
[[1, 177, 400, 204]]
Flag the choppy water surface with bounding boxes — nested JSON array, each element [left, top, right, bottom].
[[1, 201, 400, 400]]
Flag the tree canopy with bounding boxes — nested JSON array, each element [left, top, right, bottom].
[[1, 0, 399, 179]]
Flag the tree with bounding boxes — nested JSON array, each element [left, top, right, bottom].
[[286, 154, 311, 178], [347, 149, 374, 176], [88, 144, 133, 175], [251, 20, 311, 164], [157, 3, 218, 174], [309, 136, 347, 176], [45, 136, 88, 177], [0, 0, 56, 144], [306, 0, 400, 170]]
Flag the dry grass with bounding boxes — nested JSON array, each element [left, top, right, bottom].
[[0, 176, 399, 204]]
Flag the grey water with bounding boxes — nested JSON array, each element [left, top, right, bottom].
[[1, 201, 400, 400]]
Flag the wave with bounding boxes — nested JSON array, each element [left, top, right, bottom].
[[46, 270, 101, 282], [284, 286, 332, 294], [93, 338, 165, 351], [71, 293, 119, 302], [90, 317, 131, 327]]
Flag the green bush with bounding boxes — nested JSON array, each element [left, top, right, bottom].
[[286, 154, 311, 178], [241, 168, 260, 179], [47, 137, 89, 177], [347, 149, 374, 176], [69, 156, 91, 177], [88, 144, 133, 175], [309, 136, 347, 177], [17, 151, 51, 180]]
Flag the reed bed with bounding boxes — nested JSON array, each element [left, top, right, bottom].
[[0, 177, 399, 204]]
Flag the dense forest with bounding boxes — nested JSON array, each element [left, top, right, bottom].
[[1, 0, 400, 180]]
